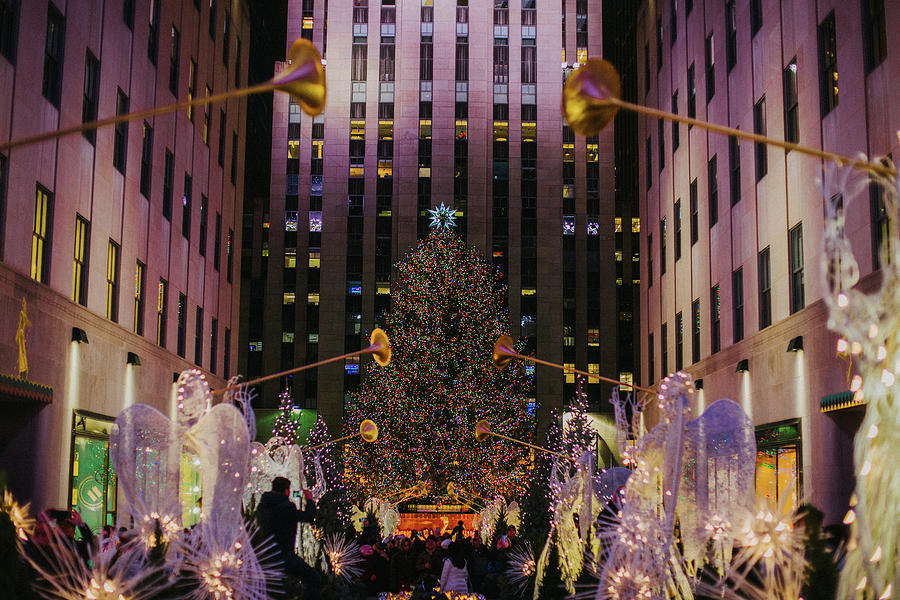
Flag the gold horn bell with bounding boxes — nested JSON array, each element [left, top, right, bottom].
[[360, 419, 379, 443], [475, 419, 492, 443], [562, 58, 622, 137], [370, 328, 392, 367], [272, 38, 327, 116], [492, 335, 515, 369]]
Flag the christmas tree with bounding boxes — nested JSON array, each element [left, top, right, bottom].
[[305, 415, 353, 535], [344, 215, 536, 502], [272, 389, 301, 445]]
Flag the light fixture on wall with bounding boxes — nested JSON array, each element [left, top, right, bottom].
[[126, 352, 141, 366], [71, 327, 89, 344], [695, 378, 704, 389], [787, 336, 804, 352], [736, 359, 749, 373]]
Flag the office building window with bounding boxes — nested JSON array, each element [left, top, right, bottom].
[[672, 92, 680, 150], [156, 278, 167, 347], [732, 267, 744, 343], [209, 318, 218, 374], [754, 96, 767, 181], [113, 89, 129, 173], [659, 218, 666, 275], [750, 0, 762, 36], [756, 420, 801, 513], [705, 33, 715, 102], [863, 0, 887, 73], [0, 0, 19, 63], [42, 4, 64, 107], [203, 86, 211, 145], [648, 332, 655, 384], [759, 247, 771, 329], [148, 0, 160, 63], [72, 215, 89, 305], [106, 240, 120, 322], [199, 195, 208, 256], [670, 0, 677, 44], [230, 132, 237, 185], [646, 137, 652, 189], [194, 306, 203, 366], [224, 327, 231, 379], [139, 123, 153, 197], [644, 43, 650, 96], [660, 322, 668, 375], [218, 110, 226, 166], [711, 284, 721, 353], [209, 0, 216, 39], [134, 261, 145, 335], [182, 173, 192, 240], [687, 63, 696, 119], [818, 12, 838, 116], [729, 135, 741, 206], [725, 0, 736, 70], [214, 212, 221, 271], [162, 150, 174, 220], [675, 311, 683, 371], [789, 224, 805, 313], [690, 180, 698, 244], [871, 173, 892, 270], [783, 59, 799, 145], [31, 185, 52, 283], [187, 58, 196, 121], [658, 119, 665, 171], [708, 155, 718, 226], [656, 16, 663, 71], [227, 228, 233, 283], [234, 38, 241, 87], [351, 43, 367, 81], [169, 26, 179, 96], [691, 299, 700, 363], [82, 51, 100, 144], [123, 0, 134, 29], [177, 292, 186, 357], [674, 200, 682, 260], [647, 232, 653, 286], [222, 13, 230, 65]]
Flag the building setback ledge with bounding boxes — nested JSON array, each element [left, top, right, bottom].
[[820, 391, 865, 413], [0, 373, 53, 405]]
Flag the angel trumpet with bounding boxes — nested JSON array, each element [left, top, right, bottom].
[[493, 335, 654, 394], [474, 419, 575, 461], [0, 38, 326, 152], [562, 58, 895, 179], [304, 419, 379, 451], [212, 328, 390, 395]]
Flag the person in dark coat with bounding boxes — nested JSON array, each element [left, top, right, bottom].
[[257, 477, 321, 600], [415, 535, 445, 579], [390, 537, 417, 592]]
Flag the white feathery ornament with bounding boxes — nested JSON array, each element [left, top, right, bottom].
[[322, 533, 363, 582], [1, 488, 34, 543], [819, 158, 900, 600], [505, 541, 536, 594]]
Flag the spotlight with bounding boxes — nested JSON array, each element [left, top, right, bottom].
[[787, 336, 803, 352], [736, 359, 749, 373], [71, 327, 89, 344], [126, 352, 141, 366]]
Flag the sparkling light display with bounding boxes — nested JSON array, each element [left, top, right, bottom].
[[322, 533, 363, 581], [427, 202, 457, 231], [304, 415, 353, 533], [344, 228, 535, 502], [272, 389, 300, 445]]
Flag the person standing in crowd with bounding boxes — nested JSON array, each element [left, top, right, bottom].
[[390, 537, 417, 592], [440, 542, 470, 594], [416, 535, 445, 579], [257, 477, 321, 600]]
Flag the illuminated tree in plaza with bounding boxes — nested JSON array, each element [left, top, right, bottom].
[[344, 223, 536, 502]]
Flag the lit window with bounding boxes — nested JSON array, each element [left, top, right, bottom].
[[455, 120, 467, 139], [418, 167, 432, 178], [521, 288, 536, 295], [302, 16, 313, 29], [377, 284, 391, 295], [308, 250, 320, 268], [349, 166, 365, 177], [307, 293, 320, 305], [308, 333, 319, 343], [349, 285, 362, 295], [311, 140, 324, 158], [31, 186, 51, 283], [282, 332, 295, 343], [588, 363, 600, 383], [587, 221, 599, 236], [563, 216, 575, 235], [309, 211, 322, 232], [564, 363, 575, 384], [563, 184, 575, 199], [522, 121, 536, 142], [632, 218, 641, 232], [576, 47, 588, 63], [588, 329, 599, 346], [419, 119, 432, 139], [379, 120, 393, 139], [493, 121, 508, 141], [351, 120, 366, 138], [283, 292, 295, 304], [619, 372, 633, 391], [285, 248, 297, 268], [563, 336, 575, 347], [249, 341, 263, 351], [586, 142, 599, 162], [288, 140, 300, 158], [563, 143, 575, 161], [285, 211, 298, 231], [378, 160, 393, 178], [345, 356, 360, 373]]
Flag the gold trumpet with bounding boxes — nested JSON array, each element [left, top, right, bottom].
[[0, 38, 326, 152], [474, 419, 574, 461], [492, 334, 655, 394], [212, 327, 390, 396], [305, 418, 379, 451], [562, 58, 896, 179]]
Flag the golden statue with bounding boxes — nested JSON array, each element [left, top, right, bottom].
[[15, 297, 31, 379]]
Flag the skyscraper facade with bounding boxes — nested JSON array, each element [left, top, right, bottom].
[[638, 0, 897, 523], [241, 0, 636, 432], [0, 0, 248, 523]]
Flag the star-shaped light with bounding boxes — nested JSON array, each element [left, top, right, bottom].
[[427, 203, 456, 230]]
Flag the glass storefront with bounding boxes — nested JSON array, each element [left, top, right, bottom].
[[755, 419, 801, 512], [69, 411, 118, 534]]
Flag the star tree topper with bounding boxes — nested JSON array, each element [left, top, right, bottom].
[[427, 203, 456, 230]]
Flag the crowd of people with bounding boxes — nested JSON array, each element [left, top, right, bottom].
[[355, 521, 520, 597]]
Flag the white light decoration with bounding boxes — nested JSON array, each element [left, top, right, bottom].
[[427, 202, 457, 230]]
